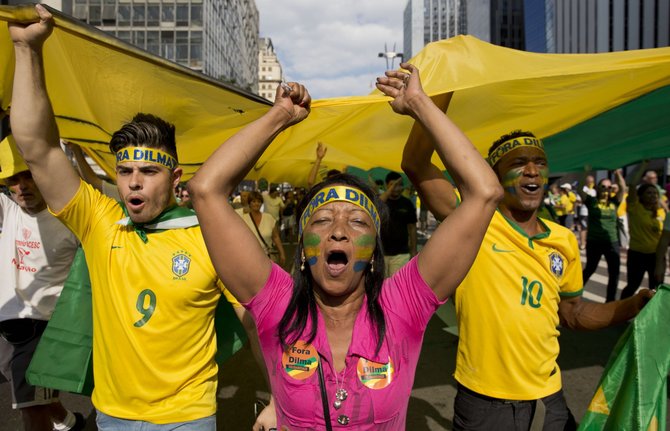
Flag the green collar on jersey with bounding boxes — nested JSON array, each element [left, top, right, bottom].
[[498, 209, 551, 249], [116, 204, 199, 243]]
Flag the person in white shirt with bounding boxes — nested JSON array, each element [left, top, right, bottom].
[[0, 136, 84, 431]]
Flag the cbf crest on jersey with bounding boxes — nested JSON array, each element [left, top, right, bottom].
[[172, 251, 192, 279], [549, 252, 565, 278]]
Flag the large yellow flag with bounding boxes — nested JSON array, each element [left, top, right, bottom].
[[2, 5, 670, 186]]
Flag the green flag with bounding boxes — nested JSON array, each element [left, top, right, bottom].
[[578, 284, 670, 430]]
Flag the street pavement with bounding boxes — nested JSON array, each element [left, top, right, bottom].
[[1, 238, 669, 430]]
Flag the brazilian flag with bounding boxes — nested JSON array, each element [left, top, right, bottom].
[[578, 285, 670, 430]]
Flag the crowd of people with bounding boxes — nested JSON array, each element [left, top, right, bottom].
[[542, 163, 668, 302], [0, 5, 667, 431]]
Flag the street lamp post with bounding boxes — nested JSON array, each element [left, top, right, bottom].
[[378, 43, 404, 70]]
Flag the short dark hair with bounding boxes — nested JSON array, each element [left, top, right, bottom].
[[248, 190, 263, 203], [637, 183, 658, 199], [109, 113, 178, 162], [326, 169, 341, 179], [279, 173, 388, 354], [385, 171, 402, 184]]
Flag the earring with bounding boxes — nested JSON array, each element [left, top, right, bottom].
[[300, 254, 306, 271], [370, 260, 374, 273]]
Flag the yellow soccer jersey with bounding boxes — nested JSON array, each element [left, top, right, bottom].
[[52, 181, 225, 423], [627, 200, 665, 254], [454, 210, 583, 400]]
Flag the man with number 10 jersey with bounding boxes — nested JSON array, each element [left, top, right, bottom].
[[403, 128, 654, 431], [454, 208, 582, 400]]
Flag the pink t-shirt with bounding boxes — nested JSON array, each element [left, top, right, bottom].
[[245, 257, 445, 430]]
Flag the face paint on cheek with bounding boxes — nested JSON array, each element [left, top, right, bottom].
[[303, 233, 321, 267], [539, 167, 549, 189], [501, 168, 523, 195], [353, 234, 376, 272]]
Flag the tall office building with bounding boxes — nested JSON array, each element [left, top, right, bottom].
[[404, 0, 546, 59], [403, 0, 467, 60], [258, 37, 284, 102], [524, 0, 556, 52], [489, 0, 526, 49], [59, 0, 259, 92], [555, 0, 670, 53]]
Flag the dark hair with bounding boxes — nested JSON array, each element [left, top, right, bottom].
[[637, 183, 659, 200], [248, 190, 263, 203], [326, 169, 342, 179], [109, 113, 178, 162], [385, 171, 402, 184], [278, 173, 388, 354]]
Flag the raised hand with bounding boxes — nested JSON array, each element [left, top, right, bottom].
[[316, 141, 327, 160], [8, 4, 54, 49], [272, 82, 311, 128], [375, 62, 426, 117]]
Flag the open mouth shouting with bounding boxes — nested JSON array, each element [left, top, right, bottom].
[[126, 194, 146, 212], [520, 183, 542, 195], [326, 249, 349, 277]]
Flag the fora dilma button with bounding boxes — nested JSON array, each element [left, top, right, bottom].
[[337, 415, 350, 425]]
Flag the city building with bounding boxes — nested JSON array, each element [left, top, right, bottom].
[[554, 0, 670, 53], [404, 0, 544, 59], [404, 0, 467, 60], [258, 37, 284, 102], [524, 0, 556, 53], [21, 0, 261, 93]]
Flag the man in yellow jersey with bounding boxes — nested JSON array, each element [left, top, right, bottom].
[[9, 6, 269, 430], [402, 127, 654, 431]]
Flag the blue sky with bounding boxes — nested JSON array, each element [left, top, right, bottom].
[[256, 0, 406, 100]]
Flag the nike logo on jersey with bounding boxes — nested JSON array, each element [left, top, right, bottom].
[[492, 243, 514, 253], [111, 245, 123, 249]]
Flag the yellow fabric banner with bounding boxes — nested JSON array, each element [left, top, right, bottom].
[[2, 5, 670, 186]]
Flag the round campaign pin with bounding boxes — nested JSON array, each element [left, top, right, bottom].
[[357, 356, 394, 389], [282, 340, 319, 380]]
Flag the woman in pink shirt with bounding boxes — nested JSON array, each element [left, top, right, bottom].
[[190, 64, 502, 430]]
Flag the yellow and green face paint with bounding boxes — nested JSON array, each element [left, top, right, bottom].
[[501, 167, 549, 194], [303, 232, 321, 267], [501, 168, 524, 194], [353, 234, 376, 272]]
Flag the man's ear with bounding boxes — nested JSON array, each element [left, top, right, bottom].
[[171, 167, 183, 189]]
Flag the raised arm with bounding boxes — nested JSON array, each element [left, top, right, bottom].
[[64, 141, 104, 191], [306, 141, 326, 189], [400, 93, 457, 222], [625, 161, 648, 205], [9, 5, 81, 212], [613, 168, 626, 203], [376, 63, 503, 300], [189, 84, 310, 303]]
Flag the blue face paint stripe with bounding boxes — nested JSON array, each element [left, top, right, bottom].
[[353, 261, 368, 272]]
